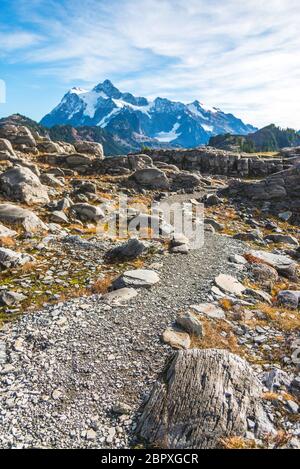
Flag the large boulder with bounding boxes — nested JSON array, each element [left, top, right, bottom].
[[73, 141, 104, 159], [0, 166, 49, 204], [0, 204, 48, 233], [137, 349, 273, 449], [132, 168, 170, 190]]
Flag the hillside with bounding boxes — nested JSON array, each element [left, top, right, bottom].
[[0, 114, 127, 156], [209, 124, 300, 152]]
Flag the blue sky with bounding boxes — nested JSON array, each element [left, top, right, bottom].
[[0, 0, 299, 128]]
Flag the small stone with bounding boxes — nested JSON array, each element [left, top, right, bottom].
[[162, 327, 191, 350], [86, 429, 97, 441]]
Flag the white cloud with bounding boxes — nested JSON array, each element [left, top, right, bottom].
[[2, 0, 300, 128], [0, 31, 41, 53]]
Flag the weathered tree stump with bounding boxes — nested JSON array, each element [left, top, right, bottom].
[[137, 349, 273, 449]]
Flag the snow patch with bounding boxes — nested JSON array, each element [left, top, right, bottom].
[[97, 108, 121, 127], [112, 98, 154, 116], [202, 124, 214, 132], [155, 123, 181, 143]]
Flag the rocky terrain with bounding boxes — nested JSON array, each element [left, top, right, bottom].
[[0, 121, 300, 449]]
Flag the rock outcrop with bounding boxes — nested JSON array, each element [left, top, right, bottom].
[[137, 349, 273, 449]]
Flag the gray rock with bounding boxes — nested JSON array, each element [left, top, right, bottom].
[[0, 138, 16, 158], [190, 303, 226, 319], [0, 204, 48, 233], [278, 211, 292, 221], [50, 211, 69, 224], [137, 349, 274, 449], [250, 250, 297, 281], [170, 244, 189, 254], [41, 173, 64, 188], [264, 234, 299, 246], [162, 327, 191, 350], [0, 223, 17, 238], [176, 311, 204, 337], [0, 290, 26, 306], [234, 231, 262, 242], [66, 153, 95, 167], [229, 254, 247, 265], [73, 141, 104, 159], [204, 194, 222, 206], [0, 166, 49, 204], [171, 233, 189, 246], [204, 218, 224, 231], [102, 288, 138, 305], [286, 400, 299, 414], [132, 168, 170, 190], [105, 238, 147, 262], [112, 269, 160, 290], [70, 203, 105, 222], [128, 154, 153, 170], [0, 247, 34, 269], [215, 274, 246, 296], [244, 288, 272, 304], [277, 290, 300, 309]]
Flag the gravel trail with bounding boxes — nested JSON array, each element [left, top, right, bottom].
[[0, 233, 245, 448]]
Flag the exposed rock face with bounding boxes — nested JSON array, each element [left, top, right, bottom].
[[223, 164, 300, 221], [137, 349, 273, 449], [0, 166, 49, 204], [145, 147, 285, 177], [0, 204, 48, 233]]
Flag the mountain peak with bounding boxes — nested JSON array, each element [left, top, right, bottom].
[[92, 79, 121, 98], [41, 80, 257, 146]]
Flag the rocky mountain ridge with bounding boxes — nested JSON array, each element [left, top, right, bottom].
[[41, 79, 256, 149]]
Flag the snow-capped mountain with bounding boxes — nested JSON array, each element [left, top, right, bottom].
[[41, 79, 256, 148]]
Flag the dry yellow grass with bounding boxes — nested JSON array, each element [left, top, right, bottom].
[[218, 298, 233, 311], [191, 316, 242, 355], [0, 236, 16, 248], [255, 302, 300, 331], [20, 261, 36, 273], [90, 274, 116, 294], [220, 436, 257, 449]]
